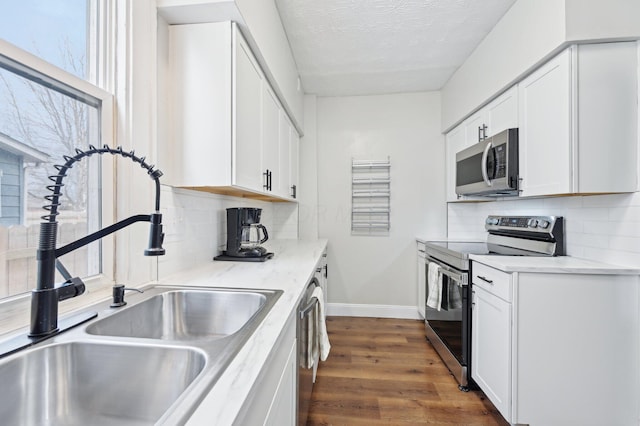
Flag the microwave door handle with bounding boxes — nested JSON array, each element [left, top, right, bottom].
[[481, 141, 492, 186]]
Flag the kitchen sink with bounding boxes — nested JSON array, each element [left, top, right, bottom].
[[86, 288, 270, 340], [0, 341, 205, 425], [0, 285, 282, 425]]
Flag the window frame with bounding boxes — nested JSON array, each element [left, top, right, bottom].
[[0, 33, 116, 293]]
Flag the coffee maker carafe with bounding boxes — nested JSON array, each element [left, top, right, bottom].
[[214, 207, 274, 261]]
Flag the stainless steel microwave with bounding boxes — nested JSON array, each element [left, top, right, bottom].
[[455, 128, 519, 197]]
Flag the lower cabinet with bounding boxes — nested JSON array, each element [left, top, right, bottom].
[[471, 260, 640, 425], [234, 313, 297, 426], [264, 339, 297, 426], [471, 285, 511, 419]]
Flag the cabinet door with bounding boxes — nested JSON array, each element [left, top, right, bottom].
[[485, 86, 518, 138], [518, 48, 572, 197], [289, 128, 299, 199], [472, 285, 511, 420], [445, 124, 466, 202], [264, 339, 297, 426], [234, 34, 263, 191], [262, 86, 280, 194], [464, 112, 486, 145], [277, 111, 292, 197]]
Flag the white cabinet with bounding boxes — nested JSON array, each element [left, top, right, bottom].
[[234, 313, 297, 426], [471, 260, 640, 425], [168, 21, 300, 201], [445, 124, 466, 202], [235, 32, 264, 191], [261, 85, 280, 194], [264, 339, 297, 426], [518, 42, 638, 197], [277, 112, 299, 199], [471, 263, 512, 419], [484, 86, 518, 138], [445, 86, 518, 202], [416, 241, 426, 318], [465, 86, 519, 145]]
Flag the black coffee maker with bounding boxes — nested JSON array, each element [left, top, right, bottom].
[[214, 207, 274, 262]]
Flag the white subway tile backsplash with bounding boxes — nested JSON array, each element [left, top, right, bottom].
[[447, 192, 640, 268], [157, 186, 298, 278], [609, 236, 640, 253]]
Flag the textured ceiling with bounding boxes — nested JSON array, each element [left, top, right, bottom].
[[274, 0, 517, 96]]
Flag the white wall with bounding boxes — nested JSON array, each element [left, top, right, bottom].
[[441, 0, 640, 132], [565, 0, 640, 41], [316, 92, 446, 314], [441, 0, 566, 131]]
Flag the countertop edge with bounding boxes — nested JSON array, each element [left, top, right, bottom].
[[469, 254, 640, 275], [175, 239, 328, 424]]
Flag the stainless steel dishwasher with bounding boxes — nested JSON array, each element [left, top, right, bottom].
[[297, 276, 320, 426]]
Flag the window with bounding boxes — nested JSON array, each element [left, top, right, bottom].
[[0, 1, 113, 299]]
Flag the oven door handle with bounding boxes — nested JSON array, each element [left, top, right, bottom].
[[439, 268, 467, 287]]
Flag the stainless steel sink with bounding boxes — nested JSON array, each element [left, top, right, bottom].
[[86, 289, 267, 340], [0, 285, 282, 425], [0, 341, 205, 425]]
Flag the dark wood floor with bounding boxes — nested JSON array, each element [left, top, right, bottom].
[[307, 317, 509, 425]]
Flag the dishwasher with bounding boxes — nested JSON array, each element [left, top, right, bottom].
[[297, 275, 321, 426]]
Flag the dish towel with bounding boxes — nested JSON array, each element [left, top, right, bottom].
[[426, 262, 443, 311], [312, 285, 331, 361]]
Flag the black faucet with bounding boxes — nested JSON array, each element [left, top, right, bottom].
[[29, 145, 166, 337]]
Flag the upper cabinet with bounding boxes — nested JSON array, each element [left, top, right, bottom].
[[518, 42, 638, 197], [445, 41, 638, 201], [445, 86, 518, 202], [166, 21, 300, 202]]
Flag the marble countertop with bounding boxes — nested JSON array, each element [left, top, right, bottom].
[[0, 238, 328, 425], [164, 238, 328, 424], [470, 254, 640, 275]]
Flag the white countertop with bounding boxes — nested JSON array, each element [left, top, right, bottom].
[[160, 239, 328, 425], [470, 254, 640, 275], [0, 238, 327, 425]]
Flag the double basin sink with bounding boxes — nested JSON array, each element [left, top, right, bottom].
[[0, 285, 282, 425]]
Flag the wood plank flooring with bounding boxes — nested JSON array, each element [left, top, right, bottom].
[[307, 317, 509, 426]]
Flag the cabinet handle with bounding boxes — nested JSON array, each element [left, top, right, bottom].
[[263, 169, 269, 190], [291, 184, 297, 198], [482, 124, 488, 140], [478, 126, 482, 142], [477, 275, 494, 284]]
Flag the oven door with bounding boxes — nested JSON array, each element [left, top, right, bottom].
[[424, 257, 471, 385]]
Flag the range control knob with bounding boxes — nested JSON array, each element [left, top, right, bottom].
[[539, 220, 550, 229], [527, 219, 538, 228], [486, 217, 499, 226]]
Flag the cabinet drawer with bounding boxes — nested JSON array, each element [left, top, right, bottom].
[[472, 262, 512, 302]]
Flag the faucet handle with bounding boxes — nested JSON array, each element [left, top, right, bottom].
[[110, 284, 144, 308]]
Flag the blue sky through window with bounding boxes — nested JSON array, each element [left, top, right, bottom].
[[0, 0, 88, 79]]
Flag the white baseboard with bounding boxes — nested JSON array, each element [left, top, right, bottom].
[[326, 303, 422, 320]]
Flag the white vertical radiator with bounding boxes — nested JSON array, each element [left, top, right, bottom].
[[351, 158, 391, 235]]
